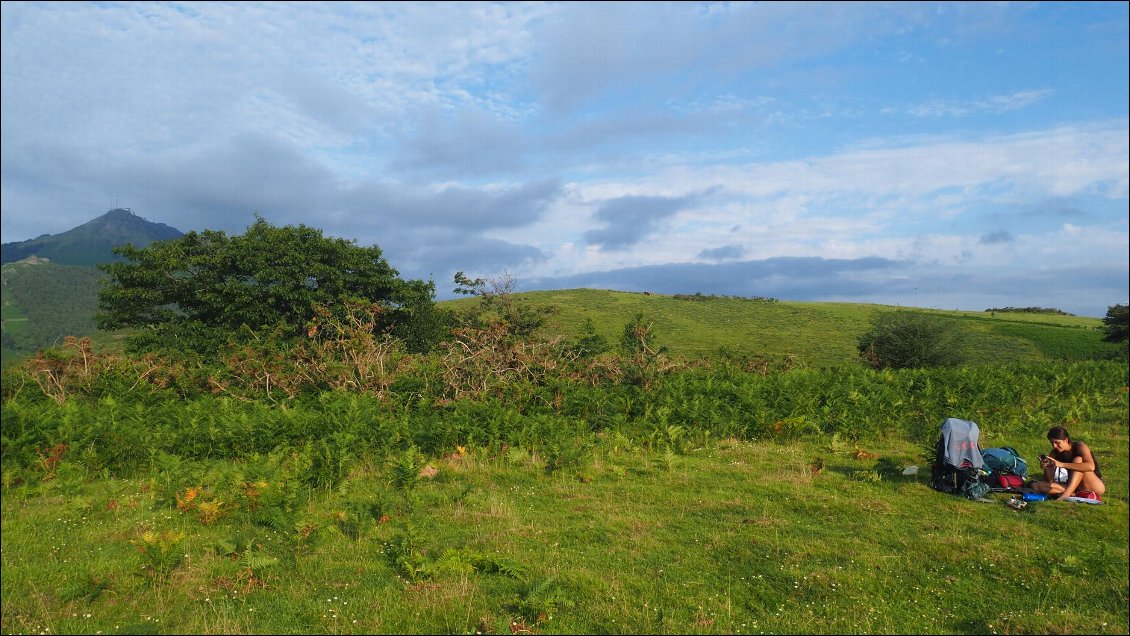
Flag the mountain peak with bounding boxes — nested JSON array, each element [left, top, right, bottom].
[[1, 208, 185, 267]]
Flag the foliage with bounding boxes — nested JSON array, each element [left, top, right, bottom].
[[452, 270, 555, 338], [1, 261, 105, 366], [130, 530, 186, 583], [672, 291, 777, 302], [509, 576, 576, 626], [858, 310, 964, 369], [1, 279, 1127, 634], [991, 321, 1124, 361], [97, 216, 430, 356], [567, 317, 610, 359], [1102, 304, 1129, 344], [618, 312, 675, 388], [388, 279, 454, 354], [985, 306, 1072, 315]]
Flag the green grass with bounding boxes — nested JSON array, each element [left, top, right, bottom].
[[2, 285, 1117, 371], [441, 289, 1119, 367], [3, 431, 1127, 635]]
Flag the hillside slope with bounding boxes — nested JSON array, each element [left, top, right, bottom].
[[3, 281, 1118, 369], [443, 289, 1118, 367], [1, 258, 106, 366]]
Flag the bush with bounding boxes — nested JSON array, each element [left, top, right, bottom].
[[858, 311, 964, 370], [1102, 304, 1129, 344]]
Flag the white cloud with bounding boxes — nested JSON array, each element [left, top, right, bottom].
[[2, 2, 1126, 316], [899, 89, 1055, 117], [582, 122, 1130, 202]]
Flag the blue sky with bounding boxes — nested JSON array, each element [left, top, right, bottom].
[[2, 1, 1126, 316]]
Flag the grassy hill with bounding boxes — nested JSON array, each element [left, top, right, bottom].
[[1, 258, 106, 367], [444, 288, 1121, 367], [2, 282, 1119, 370]]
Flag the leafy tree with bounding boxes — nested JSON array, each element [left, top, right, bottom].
[[390, 278, 455, 354], [451, 270, 553, 337], [97, 217, 433, 355], [1102, 304, 1128, 343], [858, 311, 963, 369]]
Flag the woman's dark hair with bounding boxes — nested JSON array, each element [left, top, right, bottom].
[[1047, 426, 1071, 441]]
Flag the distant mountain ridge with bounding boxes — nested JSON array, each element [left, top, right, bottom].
[[1, 208, 184, 266], [2, 208, 185, 366]]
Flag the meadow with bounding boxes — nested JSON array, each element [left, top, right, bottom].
[[1, 291, 1127, 634], [2, 432, 1126, 635], [482, 290, 1121, 366]]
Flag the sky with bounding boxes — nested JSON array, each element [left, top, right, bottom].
[[2, 1, 1127, 317]]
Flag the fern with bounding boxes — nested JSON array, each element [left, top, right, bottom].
[[251, 504, 293, 532], [823, 432, 846, 454], [873, 456, 903, 477], [468, 553, 529, 581], [289, 520, 326, 559], [59, 573, 112, 602], [384, 521, 429, 582], [240, 549, 280, 575], [389, 446, 423, 493], [651, 447, 679, 472], [131, 530, 186, 583], [511, 576, 576, 624]]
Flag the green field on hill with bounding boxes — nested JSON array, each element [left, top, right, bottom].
[[4, 277, 1119, 369], [444, 289, 1119, 367]]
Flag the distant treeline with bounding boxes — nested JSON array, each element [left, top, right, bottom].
[[985, 307, 1072, 316], [673, 292, 778, 303]]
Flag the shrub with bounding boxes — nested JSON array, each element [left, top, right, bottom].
[[858, 311, 964, 369]]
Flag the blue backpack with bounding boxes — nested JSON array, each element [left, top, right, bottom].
[[982, 447, 1029, 479]]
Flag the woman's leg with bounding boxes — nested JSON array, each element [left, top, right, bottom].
[[1032, 479, 1065, 495], [1058, 468, 1085, 499], [1070, 457, 1107, 496], [1060, 457, 1107, 498], [1030, 461, 1066, 494]]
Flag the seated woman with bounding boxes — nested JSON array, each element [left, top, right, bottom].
[[1029, 426, 1105, 501]]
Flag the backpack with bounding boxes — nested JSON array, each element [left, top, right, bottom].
[[931, 464, 992, 499], [982, 447, 1029, 479], [929, 418, 990, 499]]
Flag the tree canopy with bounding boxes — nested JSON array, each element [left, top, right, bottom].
[[1102, 303, 1129, 344], [98, 217, 436, 354]]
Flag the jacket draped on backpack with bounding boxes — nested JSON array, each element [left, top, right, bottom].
[[931, 418, 990, 499]]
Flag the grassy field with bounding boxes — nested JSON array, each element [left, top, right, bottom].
[[2, 288, 1125, 634], [3, 286, 1118, 370], [443, 289, 1119, 367], [2, 430, 1126, 635]]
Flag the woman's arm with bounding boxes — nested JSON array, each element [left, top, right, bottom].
[[1049, 442, 1098, 473]]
